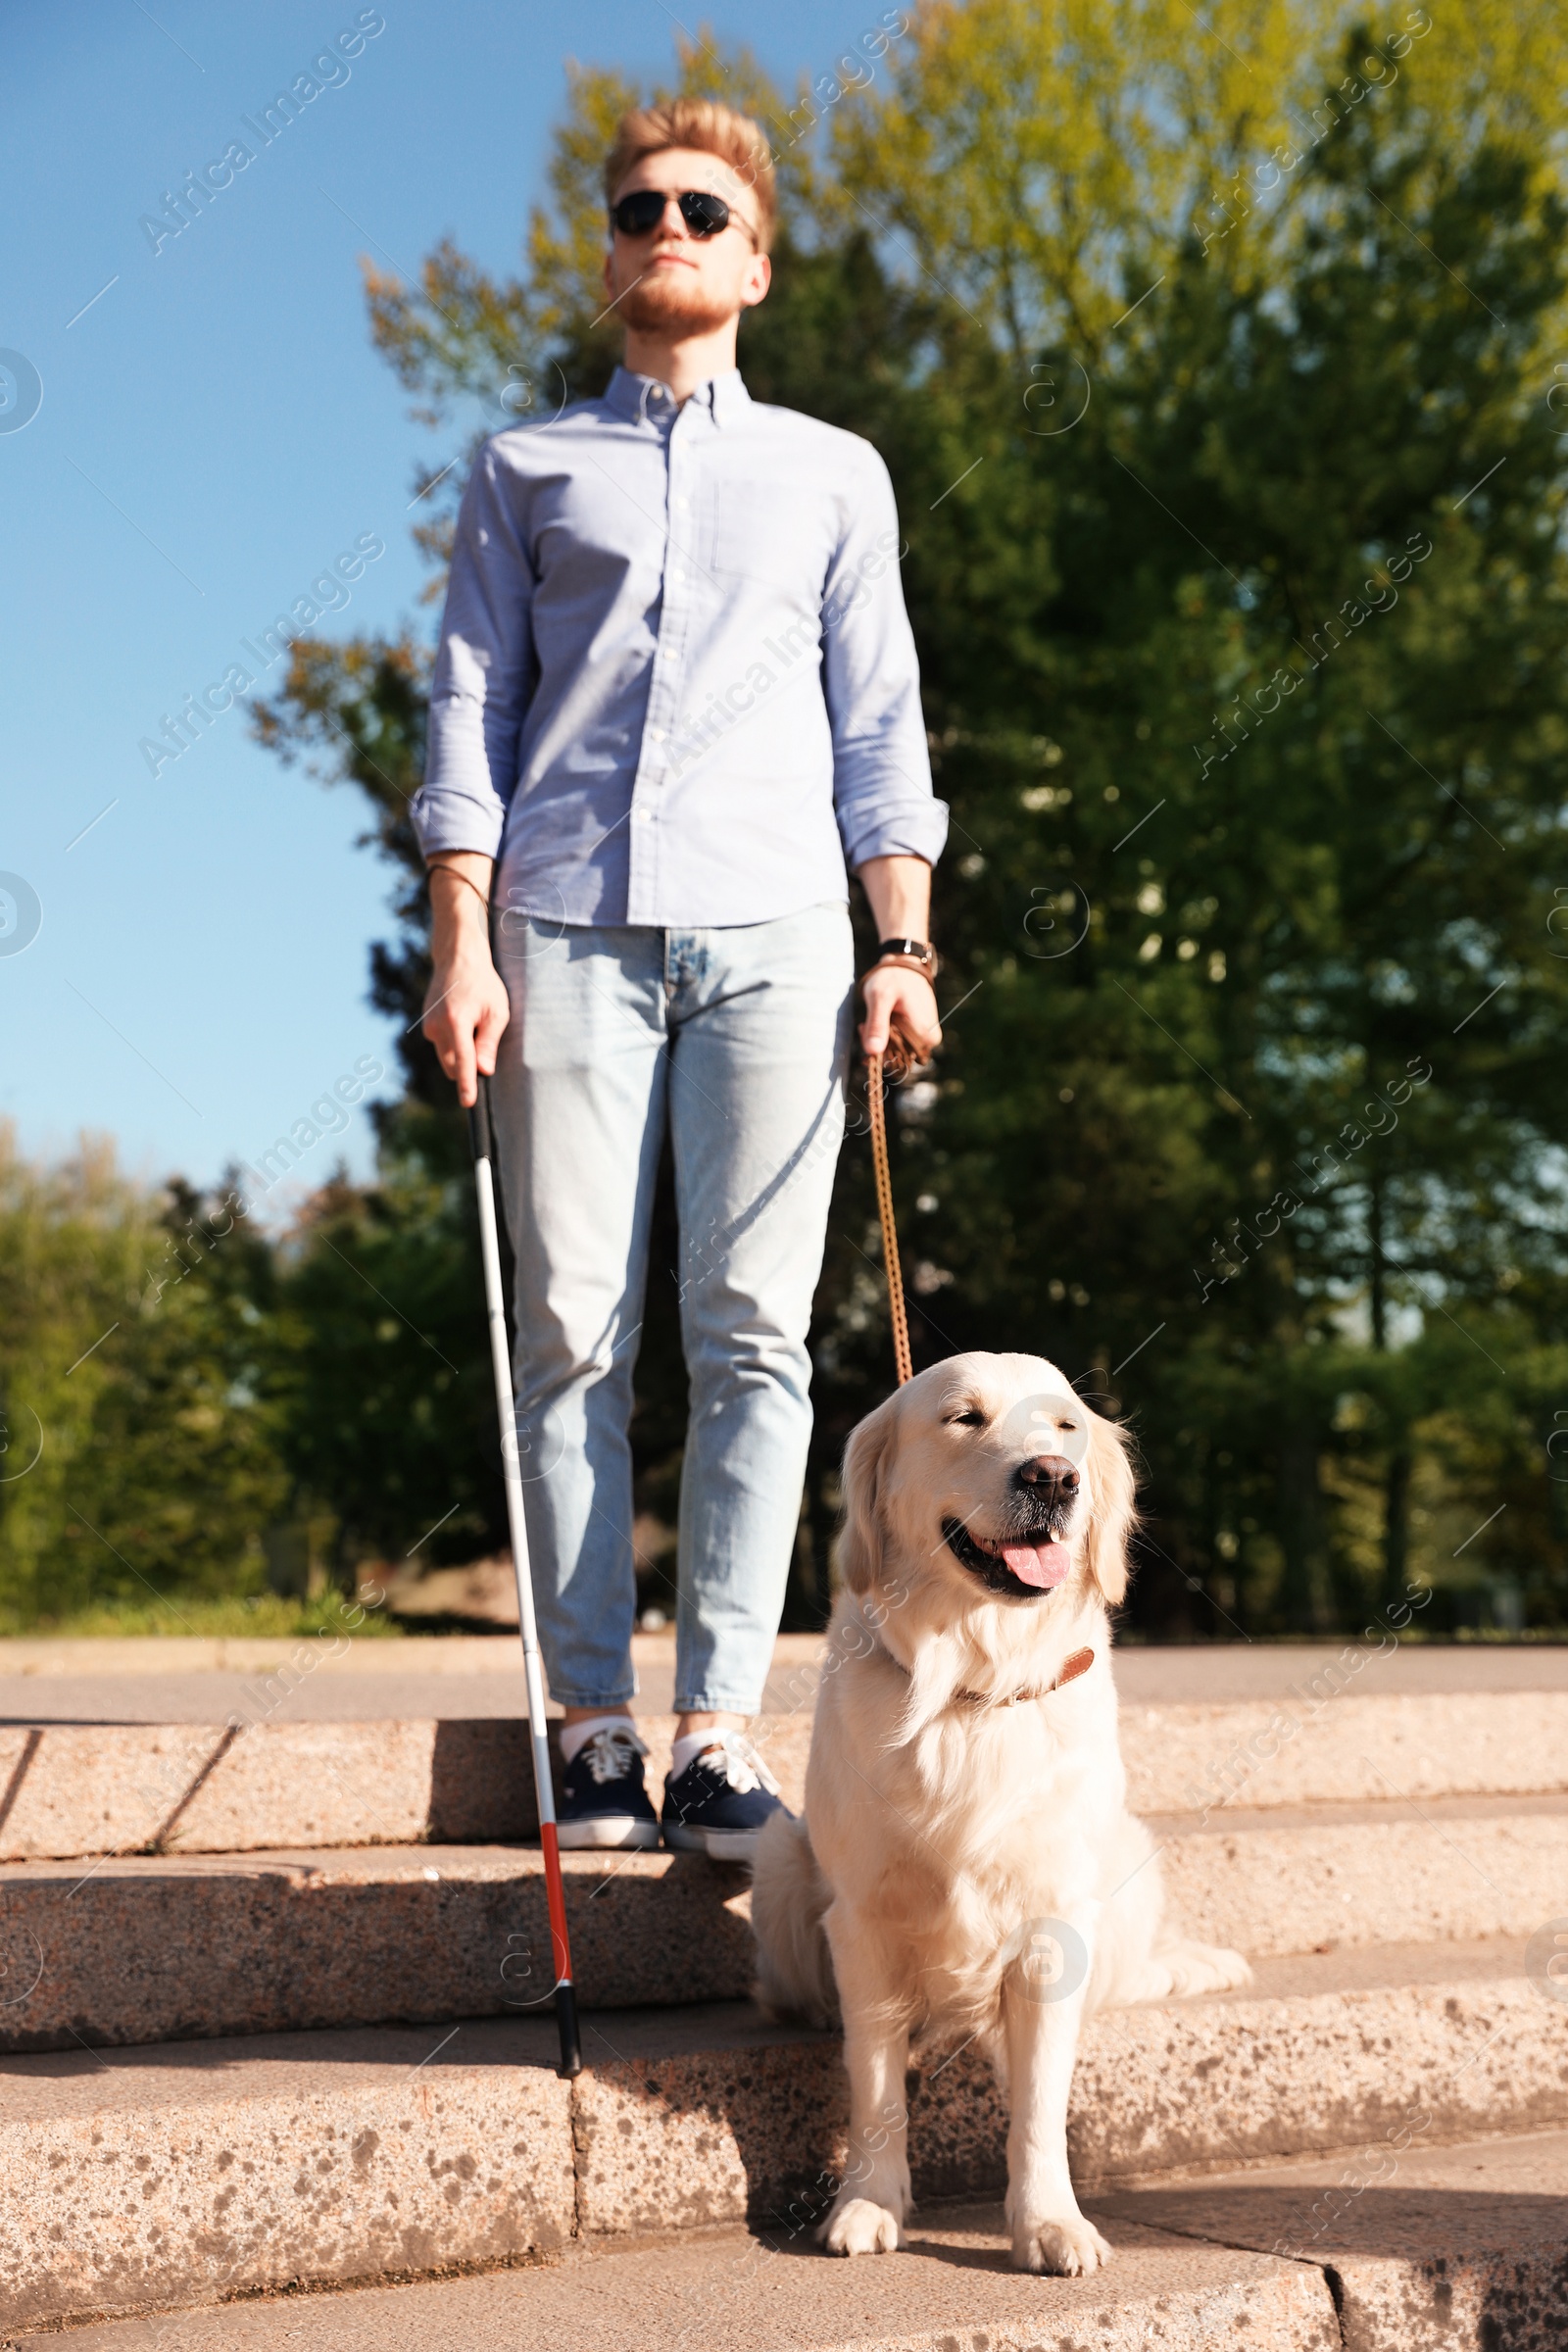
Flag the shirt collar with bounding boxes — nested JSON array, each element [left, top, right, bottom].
[[605, 365, 751, 427]]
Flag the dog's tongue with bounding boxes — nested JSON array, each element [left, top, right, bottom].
[[1000, 1539, 1070, 1588]]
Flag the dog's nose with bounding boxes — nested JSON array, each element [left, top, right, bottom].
[[1015, 1454, 1080, 1496]]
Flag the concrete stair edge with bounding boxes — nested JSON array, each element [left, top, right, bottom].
[[1, 1952, 1565, 2328], [31, 2134, 1568, 2352], [2, 1805, 1566, 2050], [11, 2203, 1346, 2350], [5, 1690, 1568, 1863]]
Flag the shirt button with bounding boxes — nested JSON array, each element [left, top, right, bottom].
[[637, 807, 655, 822], [647, 726, 665, 742]]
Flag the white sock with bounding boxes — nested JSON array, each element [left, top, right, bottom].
[[560, 1713, 638, 1767], [670, 1728, 730, 1777]]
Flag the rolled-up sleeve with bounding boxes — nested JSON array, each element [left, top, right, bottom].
[[411, 440, 537, 860], [820, 448, 947, 872]]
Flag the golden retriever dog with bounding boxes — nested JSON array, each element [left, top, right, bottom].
[[751, 1350, 1250, 2277]]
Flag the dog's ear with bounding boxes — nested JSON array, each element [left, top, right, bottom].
[[1085, 1412, 1138, 1606], [837, 1395, 899, 1595]]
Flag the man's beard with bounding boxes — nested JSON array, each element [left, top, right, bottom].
[[613, 261, 736, 339]]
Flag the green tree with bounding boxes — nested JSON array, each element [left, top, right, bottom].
[[0, 1132, 286, 1627], [870, 36, 1568, 1631], [248, 11, 1568, 1637]]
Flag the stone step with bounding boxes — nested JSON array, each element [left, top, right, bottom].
[[33, 2199, 1343, 2350], [1097, 2126, 1568, 2351], [43, 2131, 1568, 2351], [0, 1845, 755, 2050], [0, 1717, 549, 1863], [7, 1687, 1568, 1861], [2, 1795, 1564, 2053], [1152, 1790, 1568, 1960], [2, 1943, 1563, 2329]]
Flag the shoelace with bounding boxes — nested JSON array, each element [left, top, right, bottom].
[[579, 1724, 649, 1785], [695, 1731, 781, 1798]]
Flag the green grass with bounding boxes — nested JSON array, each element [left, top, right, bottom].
[[2, 1592, 408, 1641]]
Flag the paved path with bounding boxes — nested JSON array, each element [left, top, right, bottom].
[[0, 1634, 1561, 1723]]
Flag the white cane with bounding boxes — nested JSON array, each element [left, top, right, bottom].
[[468, 1074, 582, 2077]]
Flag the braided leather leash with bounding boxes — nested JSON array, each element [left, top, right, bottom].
[[865, 1045, 913, 1388], [863, 1032, 1098, 1699]]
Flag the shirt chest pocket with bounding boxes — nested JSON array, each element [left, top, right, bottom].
[[705, 479, 834, 592]]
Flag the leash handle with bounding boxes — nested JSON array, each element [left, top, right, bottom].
[[865, 1050, 913, 1387]]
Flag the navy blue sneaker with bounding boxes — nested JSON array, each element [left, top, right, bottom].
[[662, 1734, 785, 1862], [557, 1723, 660, 1851]]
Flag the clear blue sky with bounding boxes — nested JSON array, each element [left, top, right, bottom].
[[1, 0, 866, 1218]]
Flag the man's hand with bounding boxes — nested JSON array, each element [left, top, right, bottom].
[[422, 855, 511, 1109], [855, 852, 942, 1068], [859, 964, 942, 1065]]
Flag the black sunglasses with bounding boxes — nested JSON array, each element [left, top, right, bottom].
[[610, 187, 757, 246]]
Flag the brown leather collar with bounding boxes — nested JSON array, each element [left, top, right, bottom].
[[872, 1639, 1096, 1709]]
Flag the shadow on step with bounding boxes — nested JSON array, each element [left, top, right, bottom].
[[0, 1850, 760, 2053], [567, 2022, 1010, 2239], [1098, 2180, 1568, 2338], [751, 2175, 1568, 2340], [428, 1719, 534, 1838], [754, 2204, 1015, 2271]]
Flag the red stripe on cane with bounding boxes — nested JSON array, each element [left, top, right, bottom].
[[539, 1821, 575, 1985]]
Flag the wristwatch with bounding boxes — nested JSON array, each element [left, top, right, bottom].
[[873, 937, 941, 978]]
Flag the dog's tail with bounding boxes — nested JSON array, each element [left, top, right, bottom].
[[750, 1809, 837, 2027]]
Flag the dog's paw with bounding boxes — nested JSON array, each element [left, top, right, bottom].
[[1170, 1939, 1253, 1997], [1013, 2213, 1113, 2276], [820, 2196, 902, 2256]]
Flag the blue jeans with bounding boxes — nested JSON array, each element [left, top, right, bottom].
[[489, 902, 854, 1713]]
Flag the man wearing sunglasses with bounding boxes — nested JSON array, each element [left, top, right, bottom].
[[416, 98, 945, 1865]]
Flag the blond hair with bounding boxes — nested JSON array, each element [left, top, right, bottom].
[[604, 97, 776, 252]]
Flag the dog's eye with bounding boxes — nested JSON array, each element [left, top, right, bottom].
[[947, 1408, 987, 1427]]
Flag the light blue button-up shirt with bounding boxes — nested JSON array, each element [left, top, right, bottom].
[[412, 366, 946, 928]]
